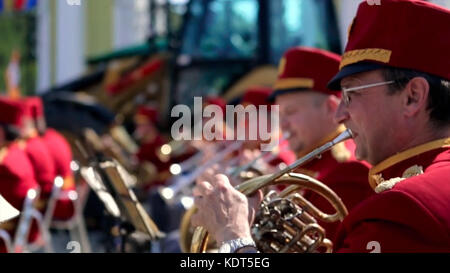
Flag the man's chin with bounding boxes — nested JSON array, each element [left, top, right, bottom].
[[291, 143, 305, 155], [354, 147, 369, 162]]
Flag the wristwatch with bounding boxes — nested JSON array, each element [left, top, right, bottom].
[[218, 237, 257, 253]]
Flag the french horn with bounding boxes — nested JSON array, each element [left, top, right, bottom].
[[188, 129, 353, 253]]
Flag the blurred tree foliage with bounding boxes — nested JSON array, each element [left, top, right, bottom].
[[0, 12, 36, 96]]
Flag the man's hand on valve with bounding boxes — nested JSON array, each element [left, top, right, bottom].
[[191, 172, 263, 244]]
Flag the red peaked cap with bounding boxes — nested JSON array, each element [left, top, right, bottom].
[[136, 105, 159, 124], [241, 86, 273, 107], [270, 47, 342, 101], [0, 97, 25, 127], [23, 97, 44, 120], [204, 96, 227, 114], [328, 0, 450, 90]]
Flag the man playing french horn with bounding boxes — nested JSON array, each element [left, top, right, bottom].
[[190, 45, 375, 251], [191, 0, 450, 253]]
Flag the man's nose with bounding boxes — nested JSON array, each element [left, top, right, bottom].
[[334, 101, 350, 124]]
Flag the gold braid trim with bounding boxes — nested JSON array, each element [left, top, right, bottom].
[[369, 138, 450, 190], [277, 57, 286, 76], [340, 48, 392, 70], [274, 78, 314, 90]]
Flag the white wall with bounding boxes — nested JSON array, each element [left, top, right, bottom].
[[36, 0, 51, 92], [335, 0, 360, 52], [430, 0, 450, 8], [55, 0, 85, 85], [335, 0, 450, 52], [113, 0, 150, 49], [37, 0, 85, 92]]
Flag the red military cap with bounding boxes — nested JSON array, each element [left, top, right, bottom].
[[328, 0, 450, 90], [22, 97, 44, 120], [204, 96, 227, 114], [135, 105, 159, 124], [241, 86, 272, 107], [270, 47, 342, 101], [0, 97, 25, 127]]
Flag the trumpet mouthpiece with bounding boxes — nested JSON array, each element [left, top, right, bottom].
[[332, 129, 354, 144]]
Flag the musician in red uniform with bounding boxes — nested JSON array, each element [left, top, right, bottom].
[[190, 0, 450, 253], [270, 47, 374, 240], [0, 98, 39, 253], [135, 105, 173, 189], [327, 0, 450, 252], [237, 86, 296, 173], [21, 98, 56, 211], [26, 97, 76, 220], [192, 47, 374, 243]]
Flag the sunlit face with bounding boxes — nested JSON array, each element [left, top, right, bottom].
[[21, 117, 36, 138], [335, 70, 404, 165], [276, 91, 331, 154], [235, 104, 275, 149]]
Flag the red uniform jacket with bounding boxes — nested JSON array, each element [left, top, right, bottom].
[[294, 129, 373, 242], [43, 129, 75, 220], [24, 136, 56, 199], [268, 139, 296, 167], [0, 142, 39, 252], [0, 142, 38, 211], [334, 138, 450, 252]]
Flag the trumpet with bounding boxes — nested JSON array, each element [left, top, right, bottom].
[[168, 152, 204, 176], [158, 140, 245, 205], [158, 139, 194, 161], [188, 129, 353, 253], [159, 124, 202, 161], [227, 132, 291, 178]]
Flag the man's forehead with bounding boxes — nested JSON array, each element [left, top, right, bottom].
[[275, 89, 322, 102], [341, 70, 383, 87]]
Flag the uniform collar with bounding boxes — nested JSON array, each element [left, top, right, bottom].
[[295, 125, 352, 178], [368, 137, 450, 190]]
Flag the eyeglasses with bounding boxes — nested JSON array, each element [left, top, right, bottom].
[[341, 80, 395, 106]]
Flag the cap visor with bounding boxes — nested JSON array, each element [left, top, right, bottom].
[[268, 88, 309, 102], [327, 62, 386, 90]]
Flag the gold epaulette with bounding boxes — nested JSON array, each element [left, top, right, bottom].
[[369, 137, 450, 190], [374, 165, 424, 193]]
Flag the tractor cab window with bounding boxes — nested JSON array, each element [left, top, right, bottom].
[[181, 0, 258, 59]]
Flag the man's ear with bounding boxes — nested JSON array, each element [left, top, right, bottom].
[[402, 77, 429, 118]]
